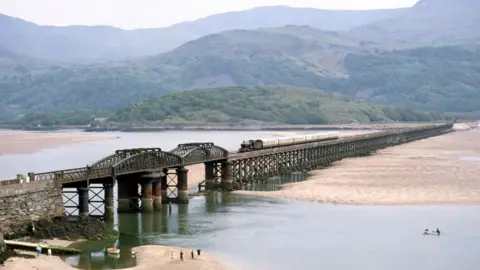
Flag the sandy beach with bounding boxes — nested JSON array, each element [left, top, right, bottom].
[[0, 131, 118, 155], [236, 127, 480, 205], [1, 239, 230, 270]]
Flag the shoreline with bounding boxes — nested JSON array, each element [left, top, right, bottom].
[[0, 129, 368, 156], [1, 239, 231, 270], [235, 128, 480, 206], [1, 122, 454, 133], [0, 131, 118, 155]]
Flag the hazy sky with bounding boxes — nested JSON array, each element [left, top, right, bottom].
[[0, 0, 419, 29]]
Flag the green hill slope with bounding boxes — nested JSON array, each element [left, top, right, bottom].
[[1, 26, 480, 121], [110, 86, 445, 125]]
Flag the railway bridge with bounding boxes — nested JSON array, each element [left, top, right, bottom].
[[0, 123, 453, 220]]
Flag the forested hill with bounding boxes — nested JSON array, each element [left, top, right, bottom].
[[1, 37, 479, 122], [109, 86, 445, 125]]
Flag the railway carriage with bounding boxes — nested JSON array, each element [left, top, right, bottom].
[[239, 132, 339, 152]]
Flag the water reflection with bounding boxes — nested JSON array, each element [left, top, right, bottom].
[[67, 203, 194, 269], [240, 172, 308, 191], [66, 172, 309, 269]]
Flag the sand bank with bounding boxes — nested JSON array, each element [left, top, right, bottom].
[[235, 129, 480, 205], [0, 131, 118, 155], [1, 243, 230, 270], [186, 164, 206, 188]]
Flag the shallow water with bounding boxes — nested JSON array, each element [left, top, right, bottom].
[[1, 130, 479, 270], [66, 192, 480, 270]]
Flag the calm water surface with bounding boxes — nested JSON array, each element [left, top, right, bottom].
[[1, 130, 479, 270]]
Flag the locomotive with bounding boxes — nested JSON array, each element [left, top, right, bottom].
[[238, 132, 339, 152]]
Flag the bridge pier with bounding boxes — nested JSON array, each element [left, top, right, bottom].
[[161, 168, 170, 204], [103, 183, 114, 220], [176, 167, 189, 204], [117, 180, 139, 213], [152, 179, 162, 210], [204, 162, 216, 190], [77, 186, 89, 217], [221, 161, 233, 191], [140, 180, 154, 212]]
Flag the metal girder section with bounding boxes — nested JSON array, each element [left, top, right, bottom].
[[112, 150, 183, 176], [170, 143, 228, 165], [90, 148, 162, 168]]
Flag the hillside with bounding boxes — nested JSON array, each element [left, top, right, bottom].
[[0, 26, 360, 121], [0, 6, 406, 62], [351, 0, 480, 45], [107, 86, 446, 125], [338, 47, 480, 113], [1, 26, 480, 122]]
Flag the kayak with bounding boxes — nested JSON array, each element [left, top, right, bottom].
[[107, 247, 120, 254], [423, 232, 440, 235]]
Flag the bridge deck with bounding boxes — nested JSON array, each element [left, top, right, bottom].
[[1, 124, 453, 185]]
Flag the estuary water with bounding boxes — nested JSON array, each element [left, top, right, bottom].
[[1, 130, 479, 270]]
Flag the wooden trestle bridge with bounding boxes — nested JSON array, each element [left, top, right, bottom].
[[2, 123, 453, 218]]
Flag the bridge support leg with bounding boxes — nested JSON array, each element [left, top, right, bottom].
[[78, 187, 89, 217], [176, 167, 189, 204], [117, 180, 139, 213], [103, 183, 114, 220], [221, 161, 234, 191], [161, 168, 169, 204], [141, 180, 154, 212], [205, 162, 215, 190], [152, 179, 162, 210]]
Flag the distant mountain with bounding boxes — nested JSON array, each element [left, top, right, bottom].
[[0, 6, 406, 62], [1, 25, 479, 122], [0, 47, 66, 76], [351, 0, 480, 44]]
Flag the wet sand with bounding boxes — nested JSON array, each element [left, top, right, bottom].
[[186, 164, 206, 188], [0, 131, 117, 155], [236, 128, 480, 205], [1, 243, 229, 270]]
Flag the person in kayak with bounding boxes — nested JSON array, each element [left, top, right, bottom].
[[424, 229, 429, 233], [436, 228, 441, 235]]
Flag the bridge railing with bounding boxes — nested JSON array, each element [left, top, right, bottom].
[[229, 123, 453, 160]]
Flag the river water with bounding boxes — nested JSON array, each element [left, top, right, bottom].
[[1, 130, 479, 270]]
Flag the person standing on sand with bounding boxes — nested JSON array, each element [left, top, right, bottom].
[[180, 250, 184, 262], [197, 249, 201, 256], [191, 250, 194, 259], [36, 245, 42, 256]]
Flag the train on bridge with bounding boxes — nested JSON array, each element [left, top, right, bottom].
[[238, 132, 339, 152]]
